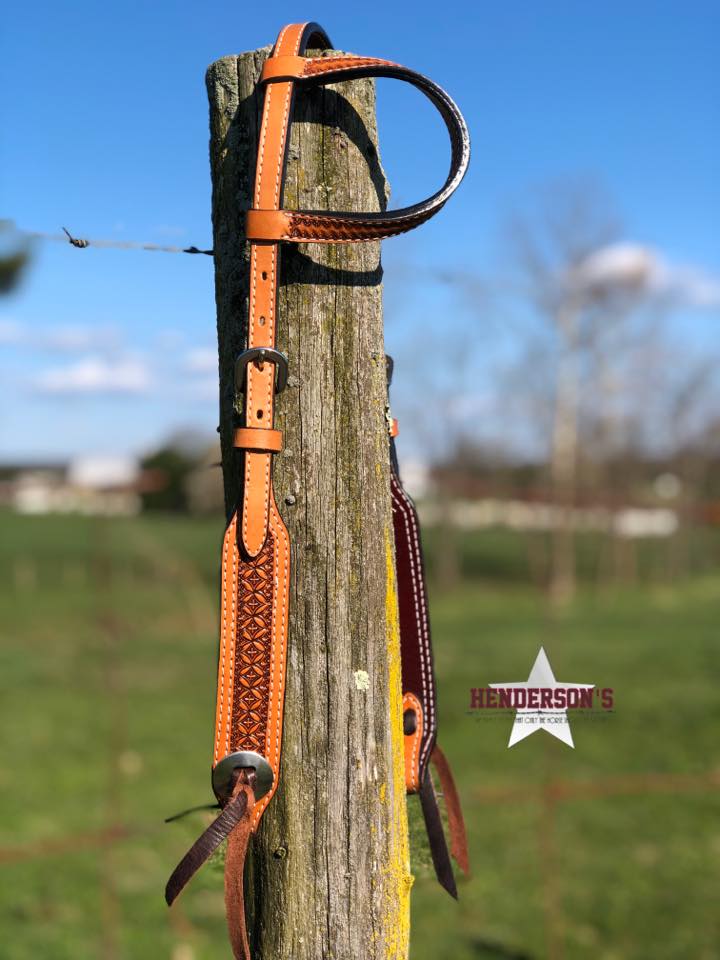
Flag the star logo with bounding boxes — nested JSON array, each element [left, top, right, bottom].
[[490, 648, 594, 748]]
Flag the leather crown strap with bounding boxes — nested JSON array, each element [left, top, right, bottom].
[[165, 21, 470, 960]]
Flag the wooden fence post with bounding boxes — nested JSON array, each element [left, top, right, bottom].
[[206, 46, 411, 960]]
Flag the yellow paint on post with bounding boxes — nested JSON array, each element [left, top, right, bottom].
[[380, 527, 412, 959]]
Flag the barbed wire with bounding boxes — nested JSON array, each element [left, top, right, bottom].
[[17, 225, 213, 256]]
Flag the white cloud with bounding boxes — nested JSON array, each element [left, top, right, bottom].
[[657, 264, 720, 308], [190, 376, 220, 400], [0, 319, 23, 344], [154, 328, 186, 350], [572, 243, 720, 307], [37, 325, 120, 353], [574, 244, 655, 290], [1, 321, 121, 353], [447, 391, 494, 419], [33, 356, 150, 395], [183, 347, 217, 374]]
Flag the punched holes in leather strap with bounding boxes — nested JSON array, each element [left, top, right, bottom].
[[234, 427, 283, 453]]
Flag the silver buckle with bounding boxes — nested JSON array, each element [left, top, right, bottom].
[[212, 750, 274, 803], [235, 347, 289, 394]]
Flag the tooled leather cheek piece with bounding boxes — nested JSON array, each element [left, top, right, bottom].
[[165, 19, 470, 958]]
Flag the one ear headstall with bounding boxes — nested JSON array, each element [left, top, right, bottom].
[[165, 21, 470, 959]]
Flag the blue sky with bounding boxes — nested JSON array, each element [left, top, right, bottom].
[[1, 0, 718, 463]]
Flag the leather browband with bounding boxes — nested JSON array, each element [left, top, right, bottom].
[[166, 21, 470, 959]]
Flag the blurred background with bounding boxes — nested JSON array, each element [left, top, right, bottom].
[[1, 2, 718, 958]]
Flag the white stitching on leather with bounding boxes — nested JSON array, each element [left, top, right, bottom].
[[391, 483, 430, 710], [215, 523, 230, 763], [245, 19, 298, 555], [397, 486, 436, 770], [249, 21, 302, 826], [227, 526, 238, 756], [391, 477, 436, 771], [215, 515, 238, 763], [243, 247, 258, 550]]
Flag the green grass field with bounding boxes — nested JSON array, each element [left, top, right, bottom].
[[1, 511, 718, 959]]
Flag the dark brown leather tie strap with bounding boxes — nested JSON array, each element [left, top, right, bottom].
[[418, 769, 457, 900], [245, 53, 470, 243], [165, 769, 256, 908]]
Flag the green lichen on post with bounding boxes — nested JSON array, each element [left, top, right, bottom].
[[206, 45, 410, 960]]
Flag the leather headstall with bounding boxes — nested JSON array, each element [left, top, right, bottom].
[[165, 21, 470, 959]]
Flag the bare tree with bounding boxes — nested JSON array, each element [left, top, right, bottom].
[[382, 180, 720, 599], [503, 181, 660, 605]]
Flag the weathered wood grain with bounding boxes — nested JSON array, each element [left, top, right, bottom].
[[206, 48, 411, 960]]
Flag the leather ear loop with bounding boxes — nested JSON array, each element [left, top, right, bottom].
[[430, 745, 470, 876], [246, 54, 470, 244]]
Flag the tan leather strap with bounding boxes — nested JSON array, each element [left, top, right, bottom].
[[402, 692, 424, 792], [233, 426, 283, 452], [213, 21, 329, 816], [239, 22, 332, 558], [245, 53, 470, 244]]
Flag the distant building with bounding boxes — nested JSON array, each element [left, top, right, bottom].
[[417, 497, 678, 538], [1, 456, 142, 516], [400, 460, 430, 500]]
